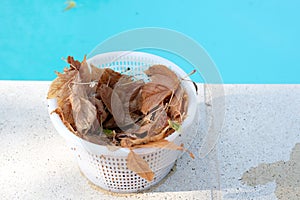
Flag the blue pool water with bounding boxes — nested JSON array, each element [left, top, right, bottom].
[[1, 0, 300, 83]]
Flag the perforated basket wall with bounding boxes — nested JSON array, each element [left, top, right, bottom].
[[48, 51, 199, 193]]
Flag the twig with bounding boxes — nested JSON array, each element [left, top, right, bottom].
[[71, 80, 98, 88], [180, 69, 196, 80]]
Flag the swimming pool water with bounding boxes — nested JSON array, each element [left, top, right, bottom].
[[1, 0, 299, 83]]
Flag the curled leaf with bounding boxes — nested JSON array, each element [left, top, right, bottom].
[[48, 61, 78, 133], [51, 107, 78, 136]]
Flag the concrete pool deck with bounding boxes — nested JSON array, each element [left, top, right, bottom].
[[0, 81, 299, 200]]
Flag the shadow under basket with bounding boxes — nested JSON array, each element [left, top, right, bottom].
[[48, 51, 199, 193]]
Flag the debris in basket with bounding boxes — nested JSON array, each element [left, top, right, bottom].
[[48, 56, 193, 181]]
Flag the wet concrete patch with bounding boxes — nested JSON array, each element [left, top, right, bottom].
[[242, 143, 300, 200]]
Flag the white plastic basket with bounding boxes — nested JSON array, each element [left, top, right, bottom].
[[48, 51, 199, 193]]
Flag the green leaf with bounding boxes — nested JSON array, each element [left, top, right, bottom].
[[103, 129, 113, 136], [168, 120, 181, 132]]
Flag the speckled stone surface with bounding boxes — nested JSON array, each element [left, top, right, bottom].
[[219, 84, 300, 200], [0, 82, 299, 200]]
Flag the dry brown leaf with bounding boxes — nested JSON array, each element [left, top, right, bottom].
[[97, 68, 122, 88], [124, 106, 168, 140], [127, 150, 154, 181], [90, 63, 105, 81], [111, 78, 144, 128], [97, 84, 113, 113], [82, 133, 113, 146], [132, 123, 152, 135], [47, 70, 77, 99], [51, 107, 80, 137], [133, 139, 183, 151], [144, 65, 179, 89], [133, 138, 195, 159], [141, 83, 171, 114], [70, 74, 97, 135], [79, 56, 104, 83], [47, 62, 78, 134], [67, 56, 81, 70], [70, 96, 97, 135], [78, 57, 93, 83], [91, 97, 108, 124], [120, 126, 167, 147], [141, 65, 181, 114], [148, 107, 168, 137], [60, 100, 76, 130], [129, 88, 143, 113], [77, 56, 105, 97]]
